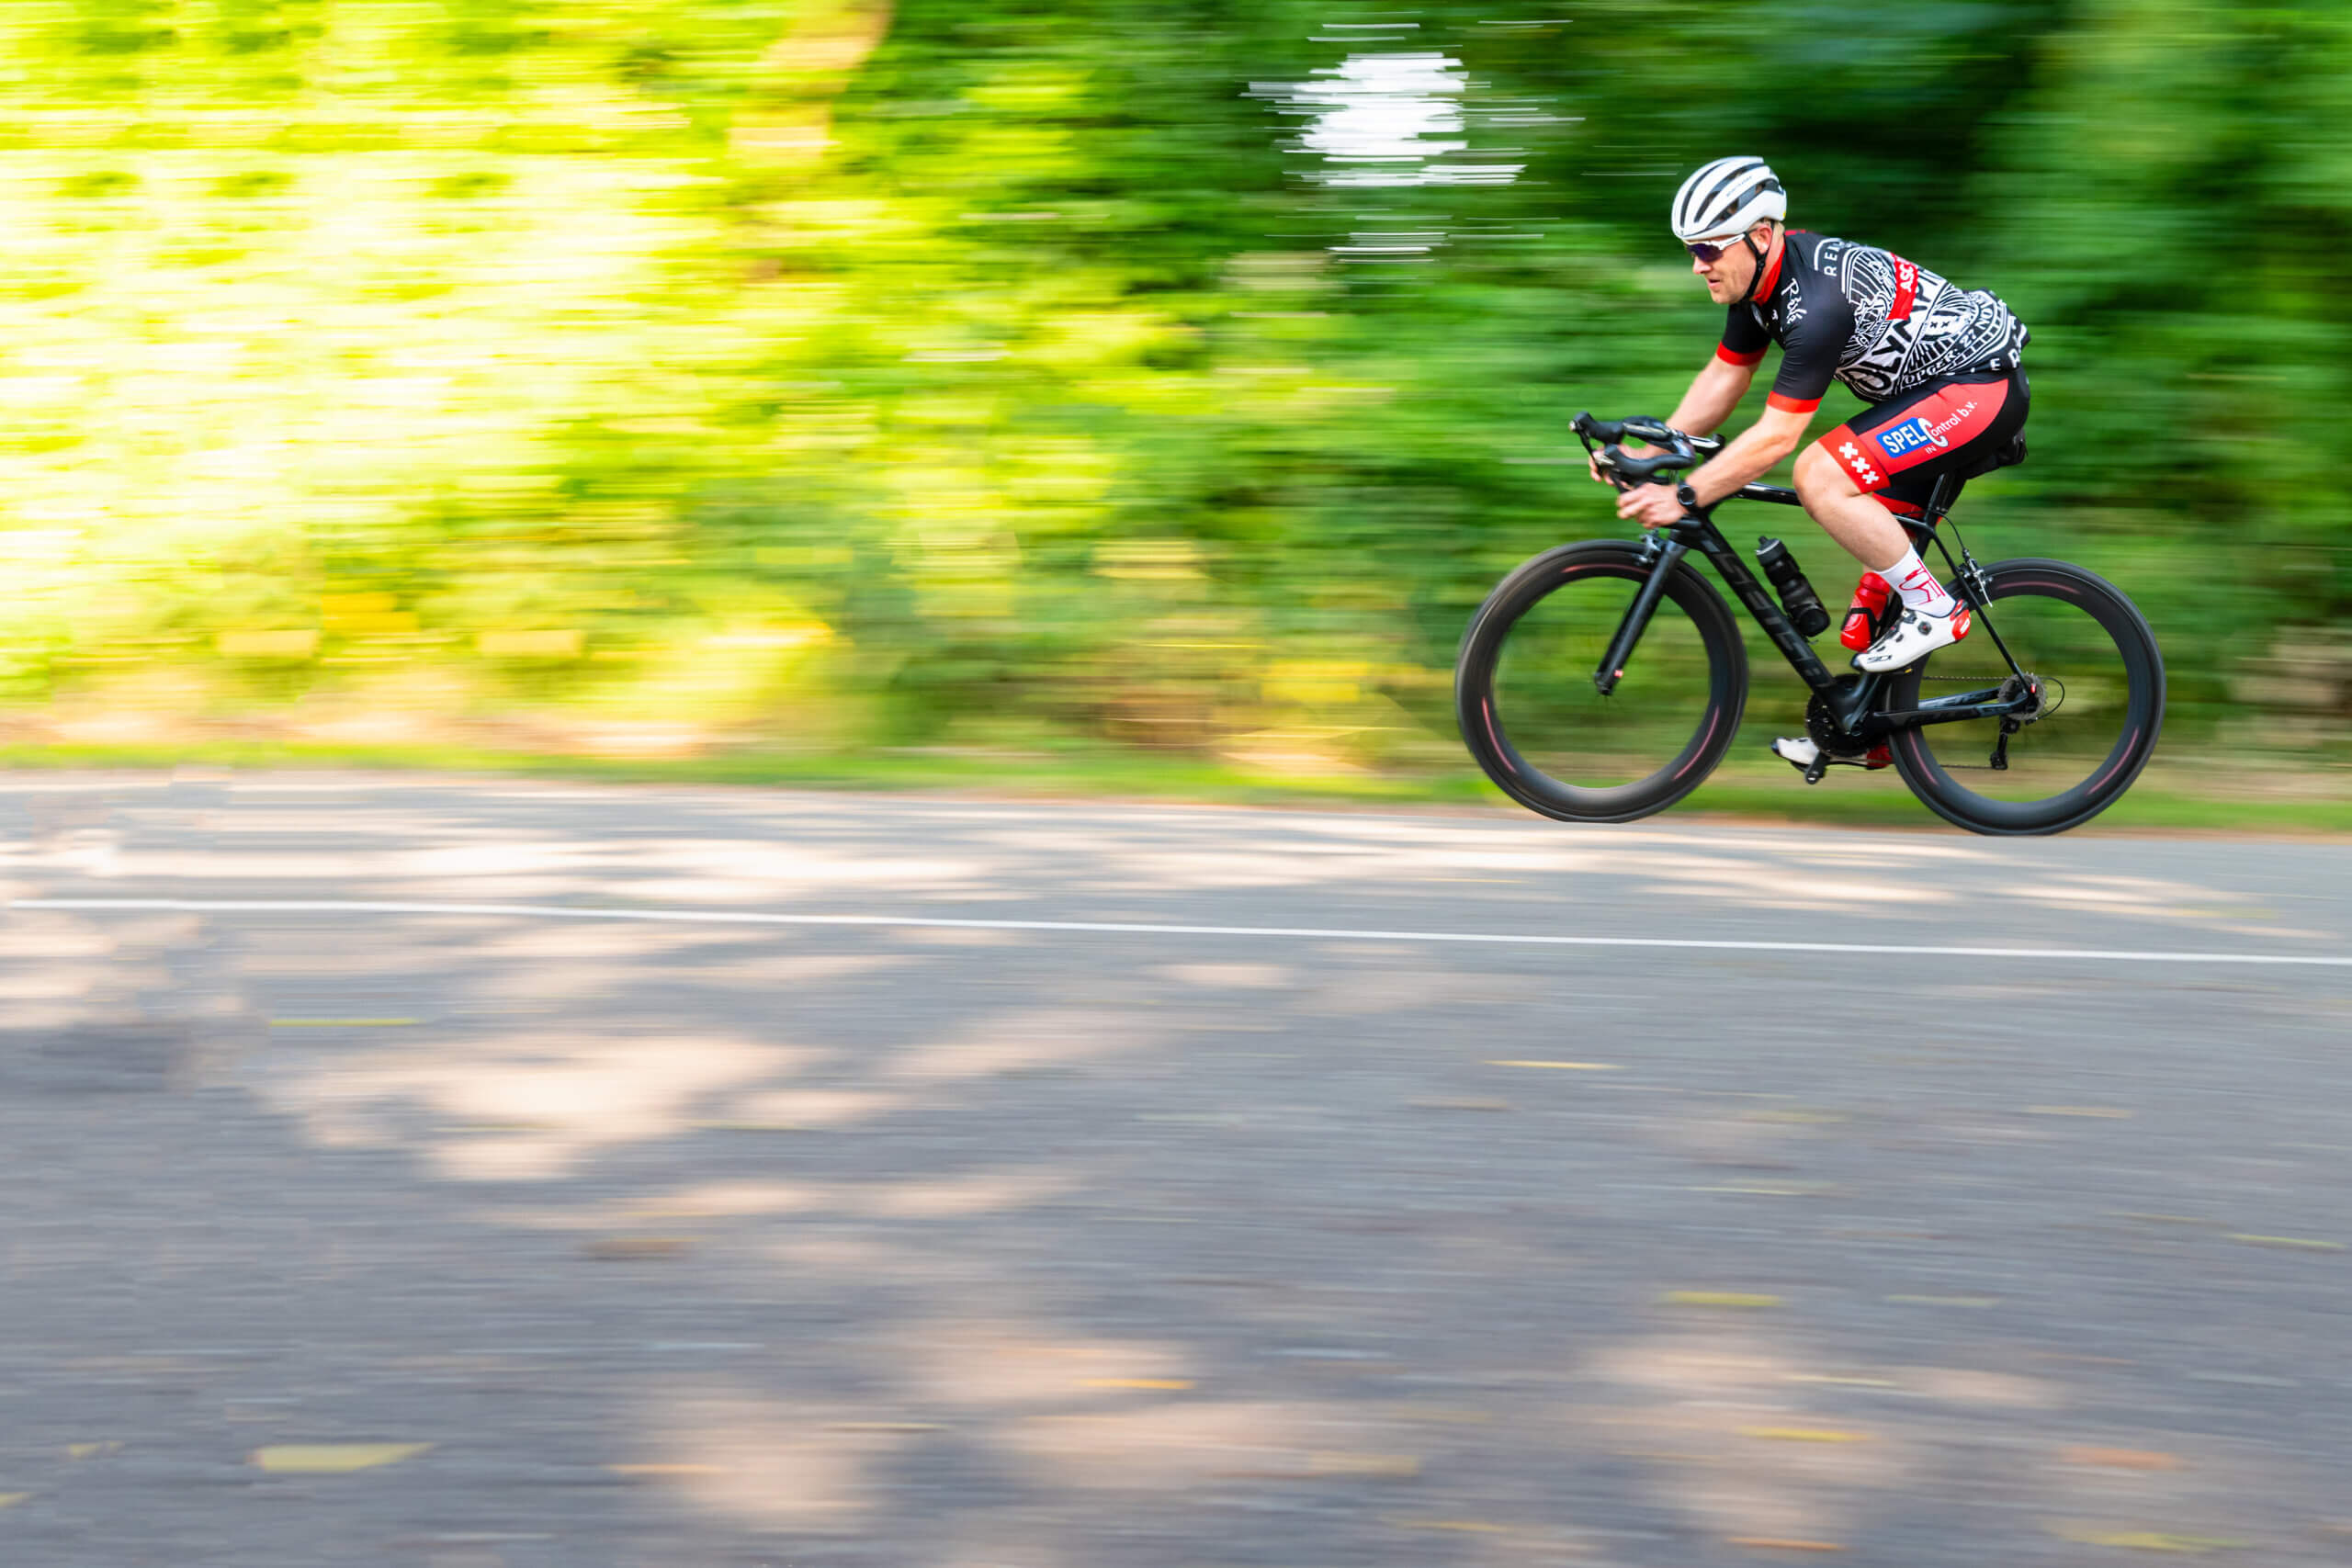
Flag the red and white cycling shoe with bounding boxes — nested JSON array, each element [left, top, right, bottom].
[[1853, 604, 1971, 673]]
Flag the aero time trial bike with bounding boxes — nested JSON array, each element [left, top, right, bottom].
[[1455, 413, 2164, 836]]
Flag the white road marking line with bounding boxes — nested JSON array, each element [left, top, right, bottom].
[[11, 897, 2352, 967]]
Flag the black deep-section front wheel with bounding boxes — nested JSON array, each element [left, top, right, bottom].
[[1885, 557, 2165, 835], [1456, 539, 1748, 823]]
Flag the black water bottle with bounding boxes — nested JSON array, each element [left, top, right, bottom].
[[1756, 536, 1832, 638]]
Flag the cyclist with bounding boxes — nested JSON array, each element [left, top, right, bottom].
[[1595, 156, 2030, 771]]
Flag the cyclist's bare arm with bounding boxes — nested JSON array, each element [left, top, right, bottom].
[[1665, 355, 1753, 438], [1682, 400, 1810, 506], [1586, 357, 1752, 483]]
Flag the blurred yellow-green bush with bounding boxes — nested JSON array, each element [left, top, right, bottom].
[[1, 1, 2346, 762]]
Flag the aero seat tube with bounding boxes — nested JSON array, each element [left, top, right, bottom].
[[1593, 536, 1685, 696]]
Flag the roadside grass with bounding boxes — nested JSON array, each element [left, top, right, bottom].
[[1, 737, 2344, 835]]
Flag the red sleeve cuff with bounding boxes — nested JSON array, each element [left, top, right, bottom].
[[1765, 391, 1821, 413], [1715, 344, 1767, 367]]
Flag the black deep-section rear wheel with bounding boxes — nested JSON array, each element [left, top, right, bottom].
[[1456, 539, 1748, 823], [1886, 557, 2164, 835]]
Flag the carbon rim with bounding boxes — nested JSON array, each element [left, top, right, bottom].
[[1460, 546, 1746, 822], [1889, 559, 2163, 834]]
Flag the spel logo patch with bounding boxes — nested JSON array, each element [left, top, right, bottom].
[[1877, 416, 1944, 457], [1875, 399, 1976, 460]]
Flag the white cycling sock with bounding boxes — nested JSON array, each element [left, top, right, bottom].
[[1883, 547, 1956, 616]]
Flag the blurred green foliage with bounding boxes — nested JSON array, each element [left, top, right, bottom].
[[0, 0, 2346, 761]]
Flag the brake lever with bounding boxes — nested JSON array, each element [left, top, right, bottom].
[[1606, 446, 1695, 486], [1589, 444, 1635, 494], [1583, 417, 1708, 492]]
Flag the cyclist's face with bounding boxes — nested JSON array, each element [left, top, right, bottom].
[[1691, 223, 1773, 303]]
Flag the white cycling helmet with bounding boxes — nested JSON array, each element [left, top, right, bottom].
[[1670, 156, 1786, 243]]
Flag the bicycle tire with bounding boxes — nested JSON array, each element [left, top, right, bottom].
[[1457, 539, 1748, 823], [1885, 557, 2164, 836]]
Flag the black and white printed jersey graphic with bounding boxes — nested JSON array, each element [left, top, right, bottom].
[[1718, 231, 2029, 412]]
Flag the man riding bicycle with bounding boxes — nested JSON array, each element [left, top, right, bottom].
[[1595, 156, 2030, 771]]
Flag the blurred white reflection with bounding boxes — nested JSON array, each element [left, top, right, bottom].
[[1253, 50, 1522, 189]]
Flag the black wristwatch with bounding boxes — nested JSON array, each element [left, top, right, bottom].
[[1676, 480, 1702, 513]]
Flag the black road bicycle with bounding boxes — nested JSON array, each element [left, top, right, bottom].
[[1455, 413, 2164, 836]]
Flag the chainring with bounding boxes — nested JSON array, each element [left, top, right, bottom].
[[1804, 676, 1873, 757]]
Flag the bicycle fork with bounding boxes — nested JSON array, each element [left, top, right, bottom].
[[1590, 535, 1685, 696], [1595, 520, 1841, 698]]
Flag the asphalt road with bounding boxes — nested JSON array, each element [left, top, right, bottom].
[[5, 773, 2352, 1567]]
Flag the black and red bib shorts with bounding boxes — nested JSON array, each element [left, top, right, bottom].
[[1819, 367, 2029, 519]]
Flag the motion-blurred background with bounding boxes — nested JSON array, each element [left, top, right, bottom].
[[1, 0, 2344, 795]]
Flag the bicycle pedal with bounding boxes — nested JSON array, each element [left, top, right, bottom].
[[1801, 757, 1831, 784]]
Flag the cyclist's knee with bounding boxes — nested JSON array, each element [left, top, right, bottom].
[[1792, 440, 1854, 499]]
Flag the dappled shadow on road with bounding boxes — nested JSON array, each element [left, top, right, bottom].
[[8, 773, 2342, 943], [5, 778, 2352, 1564]]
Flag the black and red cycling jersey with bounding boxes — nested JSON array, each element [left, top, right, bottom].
[[1717, 231, 2029, 415]]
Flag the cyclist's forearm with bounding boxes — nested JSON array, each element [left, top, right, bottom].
[[1684, 402, 1810, 505], [1623, 362, 1748, 459], [1686, 434, 1786, 502]]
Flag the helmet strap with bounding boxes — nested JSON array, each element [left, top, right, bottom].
[[1736, 228, 1770, 305]]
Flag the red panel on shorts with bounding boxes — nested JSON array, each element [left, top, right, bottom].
[[1820, 423, 1885, 490], [1820, 378, 2012, 492]]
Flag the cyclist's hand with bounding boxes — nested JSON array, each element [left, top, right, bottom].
[[1589, 439, 1654, 488], [1617, 481, 1685, 532]]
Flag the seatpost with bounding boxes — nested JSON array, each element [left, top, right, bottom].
[[1918, 470, 1994, 612], [1923, 472, 1956, 525]]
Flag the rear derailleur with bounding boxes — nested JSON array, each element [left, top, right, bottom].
[[1985, 671, 2048, 771]]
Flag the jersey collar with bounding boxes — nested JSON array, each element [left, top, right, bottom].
[[1752, 230, 1787, 305]]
